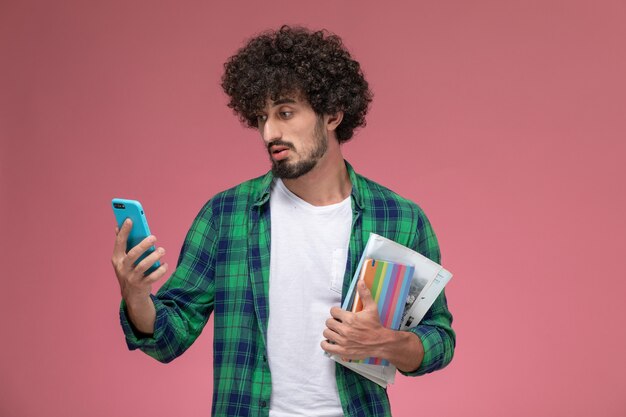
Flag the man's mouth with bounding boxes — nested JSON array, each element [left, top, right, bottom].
[[270, 145, 289, 154], [269, 143, 293, 161]]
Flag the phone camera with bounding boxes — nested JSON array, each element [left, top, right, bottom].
[[114, 203, 126, 209]]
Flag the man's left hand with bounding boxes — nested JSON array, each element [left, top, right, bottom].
[[320, 279, 390, 360]]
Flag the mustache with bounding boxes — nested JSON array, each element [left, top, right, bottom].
[[267, 140, 295, 152]]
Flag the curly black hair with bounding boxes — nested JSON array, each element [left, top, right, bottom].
[[221, 25, 372, 143]]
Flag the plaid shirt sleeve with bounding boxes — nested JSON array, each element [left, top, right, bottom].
[[119, 201, 218, 363], [399, 206, 455, 376]]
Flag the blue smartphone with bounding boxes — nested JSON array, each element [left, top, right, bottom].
[[112, 198, 160, 275]]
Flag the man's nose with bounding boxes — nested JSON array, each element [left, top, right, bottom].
[[262, 118, 281, 143]]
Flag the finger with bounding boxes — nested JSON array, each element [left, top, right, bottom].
[[112, 219, 133, 260], [134, 247, 166, 275], [325, 317, 345, 335], [143, 263, 169, 284], [115, 226, 119, 235], [356, 279, 376, 311], [125, 234, 157, 266], [323, 328, 345, 345], [320, 339, 343, 355], [330, 306, 350, 322]]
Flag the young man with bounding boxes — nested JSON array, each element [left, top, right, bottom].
[[112, 26, 454, 417]]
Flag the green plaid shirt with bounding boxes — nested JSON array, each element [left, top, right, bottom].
[[120, 161, 455, 417]]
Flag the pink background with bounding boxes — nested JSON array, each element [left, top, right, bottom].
[[1, 1, 625, 416]]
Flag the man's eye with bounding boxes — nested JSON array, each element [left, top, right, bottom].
[[257, 115, 267, 123], [280, 111, 293, 119]]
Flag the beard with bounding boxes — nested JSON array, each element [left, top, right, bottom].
[[270, 117, 328, 179]]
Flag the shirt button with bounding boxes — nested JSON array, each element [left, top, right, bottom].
[[260, 400, 267, 408]]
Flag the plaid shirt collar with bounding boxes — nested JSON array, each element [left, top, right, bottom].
[[251, 160, 364, 210]]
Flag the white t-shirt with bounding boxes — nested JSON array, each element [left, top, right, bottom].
[[267, 179, 352, 417]]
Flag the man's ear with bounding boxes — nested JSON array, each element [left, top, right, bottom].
[[325, 111, 344, 132]]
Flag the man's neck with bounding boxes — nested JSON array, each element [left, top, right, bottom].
[[281, 146, 351, 207]]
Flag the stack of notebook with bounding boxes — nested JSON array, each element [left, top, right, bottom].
[[329, 233, 453, 387], [349, 258, 415, 366]]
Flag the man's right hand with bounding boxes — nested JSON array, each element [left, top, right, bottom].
[[112, 219, 169, 334]]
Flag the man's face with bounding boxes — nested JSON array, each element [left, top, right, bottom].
[[257, 96, 328, 179]]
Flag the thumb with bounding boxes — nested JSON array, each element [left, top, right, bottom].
[[357, 279, 376, 311]]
